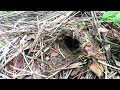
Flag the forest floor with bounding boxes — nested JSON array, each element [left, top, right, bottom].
[[0, 11, 120, 79]]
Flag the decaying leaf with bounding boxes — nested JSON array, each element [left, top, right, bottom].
[[84, 43, 96, 56], [112, 30, 120, 42], [106, 30, 115, 38], [85, 43, 106, 60], [7, 54, 24, 71], [89, 63, 103, 78], [44, 25, 53, 32], [51, 49, 58, 57], [93, 54, 106, 61], [45, 56, 50, 61], [14, 54, 24, 68], [26, 34, 36, 41], [98, 27, 117, 39], [71, 68, 80, 76], [31, 61, 41, 74], [98, 27, 109, 33]]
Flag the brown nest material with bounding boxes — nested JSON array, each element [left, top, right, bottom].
[[0, 11, 120, 79]]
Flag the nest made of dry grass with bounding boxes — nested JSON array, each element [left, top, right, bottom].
[[0, 11, 120, 79]]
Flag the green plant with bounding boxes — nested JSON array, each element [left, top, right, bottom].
[[0, 31, 5, 46], [84, 55, 91, 60], [101, 11, 120, 25], [0, 40, 5, 46], [76, 21, 84, 29], [0, 11, 13, 15]]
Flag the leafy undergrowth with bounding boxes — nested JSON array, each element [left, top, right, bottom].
[[0, 11, 120, 79]]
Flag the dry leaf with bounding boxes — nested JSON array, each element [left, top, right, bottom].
[[89, 63, 102, 77], [85, 43, 96, 56], [93, 54, 106, 60], [98, 27, 120, 42], [31, 61, 47, 79], [45, 56, 50, 61], [112, 30, 120, 42], [51, 49, 58, 57], [98, 27, 109, 33], [14, 54, 24, 68], [96, 11, 105, 14], [31, 61, 41, 74], [7, 54, 24, 71], [85, 43, 106, 60], [26, 34, 36, 41], [0, 32, 8, 40], [44, 25, 53, 32], [97, 27, 115, 39], [106, 30, 114, 38], [7, 63, 14, 71], [71, 68, 80, 76], [94, 20, 99, 27]]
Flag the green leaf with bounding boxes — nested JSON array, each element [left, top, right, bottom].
[[0, 11, 13, 15], [84, 55, 91, 59], [0, 40, 5, 46], [115, 12, 120, 23], [107, 17, 115, 21], [101, 11, 119, 20], [76, 21, 84, 29]]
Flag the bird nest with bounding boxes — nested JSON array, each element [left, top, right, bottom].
[[0, 11, 120, 79]]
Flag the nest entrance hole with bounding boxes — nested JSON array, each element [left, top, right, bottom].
[[63, 35, 80, 52], [56, 29, 81, 54]]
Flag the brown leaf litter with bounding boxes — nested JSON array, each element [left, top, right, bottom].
[[0, 11, 120, 79]]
